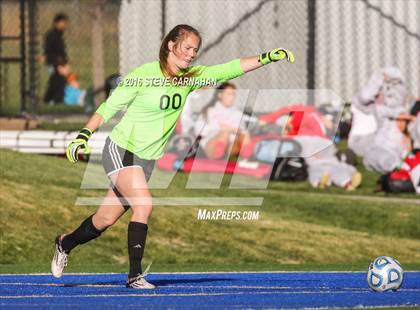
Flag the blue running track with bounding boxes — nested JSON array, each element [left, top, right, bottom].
[[0, 272, 419, 309]]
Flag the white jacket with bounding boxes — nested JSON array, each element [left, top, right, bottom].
[[194, 101, 249, 148]]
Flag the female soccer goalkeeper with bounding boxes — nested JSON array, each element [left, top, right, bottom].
[[52, 24, 294, 289]]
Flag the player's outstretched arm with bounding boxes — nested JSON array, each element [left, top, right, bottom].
[[240, 48, 294, 73], [190, 48, 295, 92]]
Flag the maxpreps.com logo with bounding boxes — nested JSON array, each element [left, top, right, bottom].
[[197, 209, 260, 221]]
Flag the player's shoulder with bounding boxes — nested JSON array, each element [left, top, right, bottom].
[[186, 63, 205, 72], [179, 64, 206, 79], [125, 61, 161, 77]]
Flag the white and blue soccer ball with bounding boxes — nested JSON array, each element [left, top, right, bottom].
[[367, 256, 404, 292]]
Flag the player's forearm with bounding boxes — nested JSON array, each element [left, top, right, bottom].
[[240, 56, 263, 73], [240, 48, 295, 74], [83, 112, 104, 133]]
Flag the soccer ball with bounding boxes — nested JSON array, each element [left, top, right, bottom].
[[367, 256, 404, 292]]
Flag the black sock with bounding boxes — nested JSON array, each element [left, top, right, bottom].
[[128, 221, 148, 278], [61, 215, 105, 253]]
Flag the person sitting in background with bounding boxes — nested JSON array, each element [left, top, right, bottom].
[[407, 100, 420, 194], [305, 141, 362, 190], [249, 103, 362, 190], [44, 58, 85, 105], [60, 61, 86, 106], [349, 66, 412, 174], [363, 111, 413, 173], [408, 99, 420, 150], [194, 82, 252, 159], [286, 117, 362, 191], [381, 99, 420, 194], [349, 67, 407, 156]]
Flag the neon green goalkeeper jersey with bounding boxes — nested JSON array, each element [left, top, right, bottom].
[[96, 59, 244, 159]]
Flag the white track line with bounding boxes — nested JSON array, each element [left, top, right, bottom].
[[0, 282, 418, 293], [145, 270, 420, 274], [0, 290, 395, 299], [0, 283, 373, 290], [0, 271, 419, 276]]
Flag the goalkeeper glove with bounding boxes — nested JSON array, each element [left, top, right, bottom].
[[66, 128, 93, 163], [259, 48, 295, 65]]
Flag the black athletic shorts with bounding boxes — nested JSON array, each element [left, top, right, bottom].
[[102, 137, 155, 181]]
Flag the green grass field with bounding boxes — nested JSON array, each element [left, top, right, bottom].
[[0, 148, 419, 274]]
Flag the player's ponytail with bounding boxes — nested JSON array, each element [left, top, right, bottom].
[[159, 24, 201, 78]]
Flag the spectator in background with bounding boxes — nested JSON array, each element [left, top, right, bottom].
[[349, 67, 411, 173], [194, 83, 252, 159], [44, 13, 68, 71], [363, 111, 412, 174], [298, 137, 362, 190], [60, 60, 86, 106], [408, 100, 420, 149], [257, 103, 362, 190], [349, 66, 407, 157], [43, 13, 69, 104], [350, 66, 412, 174], [43, 57, 67, 104], [44, 58, 85, 105], [379, 101, 420, 194]]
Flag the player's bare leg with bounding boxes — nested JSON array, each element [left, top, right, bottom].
[[110, 167, 155, 289], [51, 188, 126, 278], [92, 187, 129, 230]]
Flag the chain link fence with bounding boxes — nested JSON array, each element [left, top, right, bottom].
[[119, 0, 419, 112], [120, 0, 308, 112], [120, 0, 310, 114], [0, 1, 23, 116], [0, 0, 419, 116], [315, 0, 420, 101], [0, 0, 120, 116]]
